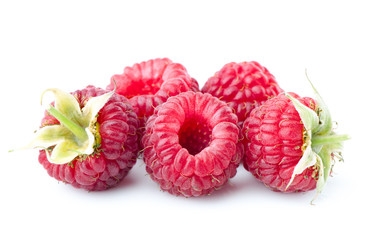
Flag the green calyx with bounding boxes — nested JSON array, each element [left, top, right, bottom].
[[285, 77, 350, 199], [24, 88, 114, 164]]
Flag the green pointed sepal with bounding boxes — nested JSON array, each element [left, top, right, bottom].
[[23, 88, 114, 164], [285, 93, 320, 191], [285, 78, 350, 199]]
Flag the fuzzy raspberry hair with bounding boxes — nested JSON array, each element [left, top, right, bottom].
[[202, 61, 283, 128], [142, 91, 243, 197], [106, 58, 199, 133], [39, 86, 139, 191], [242, 93, 317, 192]]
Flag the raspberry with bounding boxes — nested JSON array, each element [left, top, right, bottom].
[[37, 86, 139, 191], [243, 93, 317, 192], [106, 58, 199, 137], [202, 61, 283, 128], [242, 90, 349, 194], [142, 91, 243, 197]]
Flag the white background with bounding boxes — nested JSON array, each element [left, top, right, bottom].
[[1, 0, 364, 239]]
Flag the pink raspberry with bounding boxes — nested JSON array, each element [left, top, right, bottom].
[[242, 90, 349, 194], [38, 86, 139, 191], [106, 58, 199, 139], [202, 61, 283, 128], [142, 91, 243, 197]]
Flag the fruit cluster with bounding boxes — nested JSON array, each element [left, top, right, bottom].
[[24, 58, 349, 198]]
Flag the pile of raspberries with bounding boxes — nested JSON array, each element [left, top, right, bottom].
[[34, 57, 346, 198]]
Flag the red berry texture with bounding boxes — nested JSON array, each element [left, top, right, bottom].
[[243, 93, 317, 192], [37, 86, 139, 191], [142, 91, 244, 197], [106, 58, 199, 136], [18, 58, 349, 199], [242, 88, 349, 195], [202, 61, 283, 128]]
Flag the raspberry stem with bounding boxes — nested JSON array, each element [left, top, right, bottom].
[[46, 105, 89, 144]]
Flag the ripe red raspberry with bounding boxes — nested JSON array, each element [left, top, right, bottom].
[[36, 86, 139, 191], [142, 91, 243, 197], [202, 61, 283, 128], [242, 91, 349, 194], [106, 58, 199, 135]]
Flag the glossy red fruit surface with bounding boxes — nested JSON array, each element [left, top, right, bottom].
[[107, 58, 199, 134], [39, 86, 139, 191], [142, 91, 243, 197], [242, 92, 318, 192], [202, 61, 283, 128]]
